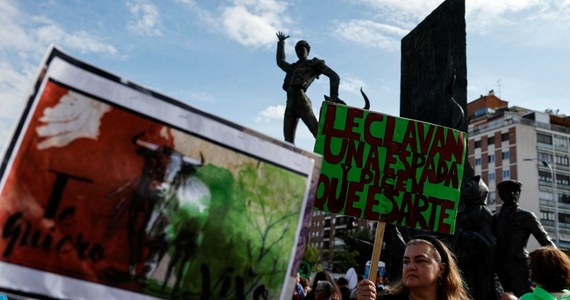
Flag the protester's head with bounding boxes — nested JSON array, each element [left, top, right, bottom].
[[315, 280, 333, 300], [300, 277, 311, 294], [497, 179, 522, 206], [390, 236, 469, 300], [312, 271, 333, 289], [336, 277, 349, 287], [500, 292, 518, 300], [529, 246, 570, 292], [312, 271, 341, 299], [375, 272, 383, 286]]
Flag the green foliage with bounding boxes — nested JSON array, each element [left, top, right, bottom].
[[302, 245, 322, 272], [332, 248, 360, 273], [334, 227, 374, 275]]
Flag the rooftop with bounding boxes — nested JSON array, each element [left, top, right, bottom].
[[467, 94, 570, 136]]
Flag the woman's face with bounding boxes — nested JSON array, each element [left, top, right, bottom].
[[402, 244, 444, 290]]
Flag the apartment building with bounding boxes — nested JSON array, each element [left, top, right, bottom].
[[468, 91, 570, 249]]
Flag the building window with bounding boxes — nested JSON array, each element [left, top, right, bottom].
[[502, 151, 510, 160], [539, 171, 552, 182], [554, 135, 568, 148], [474, 140, 481, 148], [538, 152, 553, 164], [475, 107, 495, 117], [541, 211, 555, 221], [559, 213, 570, 224], [540, 190, 554, 201], [475, 158, 482, 166], [556, 155, 569, 166], [501, 133, 509, 142], [489, 173, 495, 181], [488, 136, 495, 145], [556, 175, 570, 186], [503, 170, 510, 179], [488, 155, 495, 163], [537, 133, 552, 145], [560, 192, 570, 204]]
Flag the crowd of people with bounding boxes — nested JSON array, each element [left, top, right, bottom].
[[292, 178, 570, 300], [293, 269, 370, 300], [293, 240, 570, 300]]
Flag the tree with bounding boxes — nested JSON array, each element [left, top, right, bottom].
[[332, 248, 360, 273]]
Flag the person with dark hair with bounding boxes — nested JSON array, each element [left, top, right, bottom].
[[375, 272, 385, 292], [356, 236, 470, 300], [493, 179, 555, 297], [306, 271, 342, 300], [294, 272, 306, 300], [520, 246, 570, 299], [315, 280, 335, 300], [301, 277, 312, 296], [336, 277, 351, 300], [276, 31, 342, 144]]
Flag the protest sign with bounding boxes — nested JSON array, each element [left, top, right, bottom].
[[0, 47, 320, 300], [314, 102, 466, 235]]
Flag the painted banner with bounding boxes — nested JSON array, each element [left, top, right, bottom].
[[314, 102, 466, 234], [0, 47, 321, 300]]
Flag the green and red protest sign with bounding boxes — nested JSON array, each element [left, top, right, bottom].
[[314, 102, 466, 234]]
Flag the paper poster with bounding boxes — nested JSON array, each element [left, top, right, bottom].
[[314, 102, 466, 234], [0, 47, 320, 300]]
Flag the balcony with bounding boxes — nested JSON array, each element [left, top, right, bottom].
[[469, 115, 570, 136], [558, 222, 570, 229], [540, 199, 555, 208]]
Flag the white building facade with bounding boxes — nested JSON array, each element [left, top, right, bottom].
[[468, 95, 570, 249]]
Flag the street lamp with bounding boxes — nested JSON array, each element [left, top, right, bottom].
[[524, 158, 559, 246]]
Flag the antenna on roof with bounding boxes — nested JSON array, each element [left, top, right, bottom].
[[497, 79, 502, 98]]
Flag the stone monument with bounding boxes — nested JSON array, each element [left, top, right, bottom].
[[400, 0, 467, 133]]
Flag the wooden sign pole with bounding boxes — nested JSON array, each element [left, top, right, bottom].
[[367, 221, 386, 283]]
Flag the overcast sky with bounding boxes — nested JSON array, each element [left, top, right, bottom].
[[1, 0, 569, 153]]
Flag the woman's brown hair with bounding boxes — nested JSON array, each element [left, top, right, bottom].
[[529, 246, 570, 292]]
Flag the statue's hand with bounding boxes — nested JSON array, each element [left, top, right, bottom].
[[276, 31, 289, 41]]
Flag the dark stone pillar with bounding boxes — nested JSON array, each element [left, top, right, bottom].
[[400, 0, 467, 133]]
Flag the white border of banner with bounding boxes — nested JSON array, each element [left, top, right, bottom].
[[0, 46, 320, 300]]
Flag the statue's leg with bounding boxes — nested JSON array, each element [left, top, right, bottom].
[[510, 259, 531, 296], [284, 99, 299, 143], [297, 92, 318, 138]]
